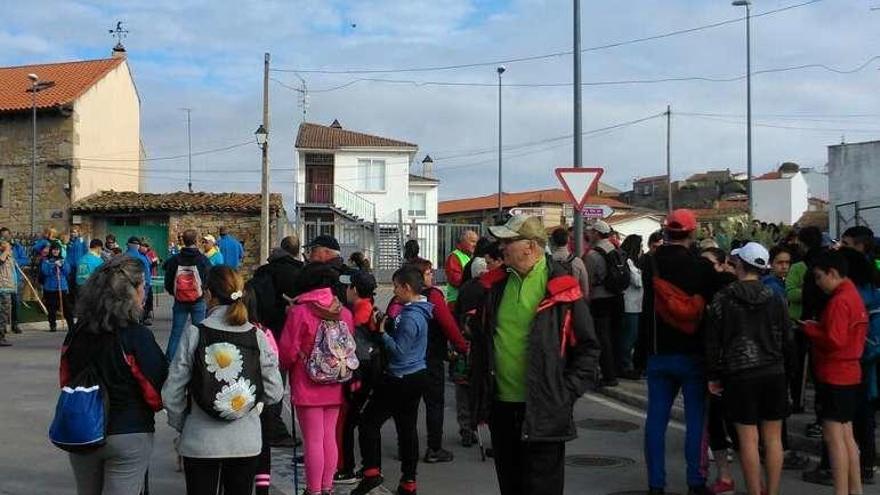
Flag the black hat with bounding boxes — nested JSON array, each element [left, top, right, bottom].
[[305, 235, 340, 251], [345, 270, 377, 297], [127, 236, 142, 246]]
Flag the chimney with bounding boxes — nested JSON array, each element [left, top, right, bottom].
[[329, 119, 342, 129], [111, 42, 127, 59], [421, 154, 434, 177]]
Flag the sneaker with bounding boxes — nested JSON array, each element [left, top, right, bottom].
[[11, 326, 21, 334], [350, 475, 384, 495], [801, 467, 833, 486], [708, 478, 734, 495], [687, 485, 713, 495], [397, 479, 417, 495], [599, 378, 620, 388], [49, 327, 57, 333], [293, 453, 305, 467], [143, 316, 153, 326], [460, 429, 476, 448], [0, 338, 11, 347], [782, 451, 811, 470], [484, 447, 494, 458], [423, 448, 454, 463], [804, 422, 823, 438], [333, 471, 362, 485], [863, 465, 876, 484]]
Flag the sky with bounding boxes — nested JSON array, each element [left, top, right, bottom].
[[2, 0, 879, 205]]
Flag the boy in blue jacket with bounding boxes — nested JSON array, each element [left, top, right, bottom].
[[353, 266, 432, 495], [41, 242, 74, 332]]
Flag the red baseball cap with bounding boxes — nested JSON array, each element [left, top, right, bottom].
[[665, 209, 697, 232]]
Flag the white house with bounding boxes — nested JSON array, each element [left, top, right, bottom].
[[752, 162, 809, 225], [293, 120, 439, 272], [607, 213, 664, 247]]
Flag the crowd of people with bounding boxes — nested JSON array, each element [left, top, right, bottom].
[[22, 209, 880, 495], [0, 226, 245, 345]]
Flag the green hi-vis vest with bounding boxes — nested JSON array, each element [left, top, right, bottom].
[[445, 249, 472, 302]]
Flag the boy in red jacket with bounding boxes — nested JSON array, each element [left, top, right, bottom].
[[801, 250, 867, 495]]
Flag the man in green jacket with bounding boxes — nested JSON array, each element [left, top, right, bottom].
[[471, 215, 600, 495]]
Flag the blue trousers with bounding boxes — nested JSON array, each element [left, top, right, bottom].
[[644, 354, 707, 490], [167, 299, 206, 360]]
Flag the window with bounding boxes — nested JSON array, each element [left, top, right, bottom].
[[641, 185, 651, 196], [409, 192, 427, 217], [357, 159, 386, 191]]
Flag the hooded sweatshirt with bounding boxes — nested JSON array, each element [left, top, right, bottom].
[[705, 279, 792, 381], [384, 297, 433, 377], [279, 287, 354, 406]]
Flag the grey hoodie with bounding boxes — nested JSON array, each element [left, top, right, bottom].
[[161, 305, 283, 458]]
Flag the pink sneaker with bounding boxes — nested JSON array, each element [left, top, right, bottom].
[[709, 478, 735, 495]]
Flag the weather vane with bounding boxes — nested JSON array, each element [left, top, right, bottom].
[[109, 21, 129, 49]]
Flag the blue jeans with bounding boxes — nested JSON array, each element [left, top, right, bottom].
[[617, 313, 640, 372], [644, 354, 707, 490], [167, 300, 206, 360]]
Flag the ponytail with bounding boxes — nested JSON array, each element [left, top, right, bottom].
[[205, 266, 249, 326]]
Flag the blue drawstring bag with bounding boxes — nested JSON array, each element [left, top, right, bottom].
[[49, 365, 108, 452]]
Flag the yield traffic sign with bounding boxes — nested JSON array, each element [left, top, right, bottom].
[[555, 167, 604, 211]]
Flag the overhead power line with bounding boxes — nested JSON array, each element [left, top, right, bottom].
[[272, 55, 880, 93], [271, 0, 822, 75], [678, 113, 880, 133]]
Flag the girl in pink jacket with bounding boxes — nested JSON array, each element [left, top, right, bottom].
[[279, 285, 355, 495]]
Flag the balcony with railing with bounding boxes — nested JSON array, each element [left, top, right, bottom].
[[303, 183, 376, 222]]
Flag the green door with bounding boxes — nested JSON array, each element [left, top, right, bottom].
[[109, 224, 169, 277]]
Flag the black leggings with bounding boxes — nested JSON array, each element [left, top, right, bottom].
[[707, 395, 738, 452], [359, 370, 428, 481], [44, 290, 74, 331], [183, 456, 259, 495], [424, 358, 446, 451]]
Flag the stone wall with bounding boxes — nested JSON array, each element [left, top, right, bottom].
[[0, 111, 74, 236], [169, 212, 279, 276]]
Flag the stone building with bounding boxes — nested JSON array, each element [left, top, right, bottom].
[[70, 191, 285, 275], [0, 48, 141, 236]]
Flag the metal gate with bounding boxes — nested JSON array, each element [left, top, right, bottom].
[[282, 219, 485, 283], [834, 199, 880, 237]]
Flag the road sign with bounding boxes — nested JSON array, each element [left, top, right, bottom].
[[580, 204, 614, 219], [555, 167, 604, 210], [509, 207, 546, 217]]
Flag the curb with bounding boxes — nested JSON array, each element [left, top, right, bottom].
[[594, 384, 824, 457]]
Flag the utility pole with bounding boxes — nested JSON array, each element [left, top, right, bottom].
[[496, 66, 505, 220], [572, 0, 584, 255], [27, 74, 55, 238], [180, 108, 193, 193], [666, 105, 673, 213], [260, 53, 271, 264]]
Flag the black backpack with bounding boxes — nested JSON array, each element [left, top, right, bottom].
[[596, 246, 631, 294], [189, 324, 264, 421]]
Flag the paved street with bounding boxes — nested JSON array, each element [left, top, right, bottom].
[[0, 296, 837, 495]]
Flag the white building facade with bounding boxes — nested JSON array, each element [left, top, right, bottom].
[[827, 140, 880, 237], [752, 166, 809, 225]]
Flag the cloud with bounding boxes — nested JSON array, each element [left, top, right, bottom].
[[1, 0, 878, 209]]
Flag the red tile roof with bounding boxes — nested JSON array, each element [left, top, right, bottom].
[[439, 188, 630, 215], [0, 58, 124, 113], [296, 122, 417, 150], [755, 171, 782, 181], [71, 191, 284, 214]]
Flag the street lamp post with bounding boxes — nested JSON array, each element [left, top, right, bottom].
[[26, 74, 55, 238], [733, 0, 753, 219], [573, 0, 584, 255], [255, 123, 268, 264], [496, 65, 505, 221]]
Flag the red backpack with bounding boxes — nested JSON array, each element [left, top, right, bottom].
[[174, 265, 203, 303]]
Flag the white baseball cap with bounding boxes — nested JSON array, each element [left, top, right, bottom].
[[202, 234, 216, 244], [731, 242, 770, 270]]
